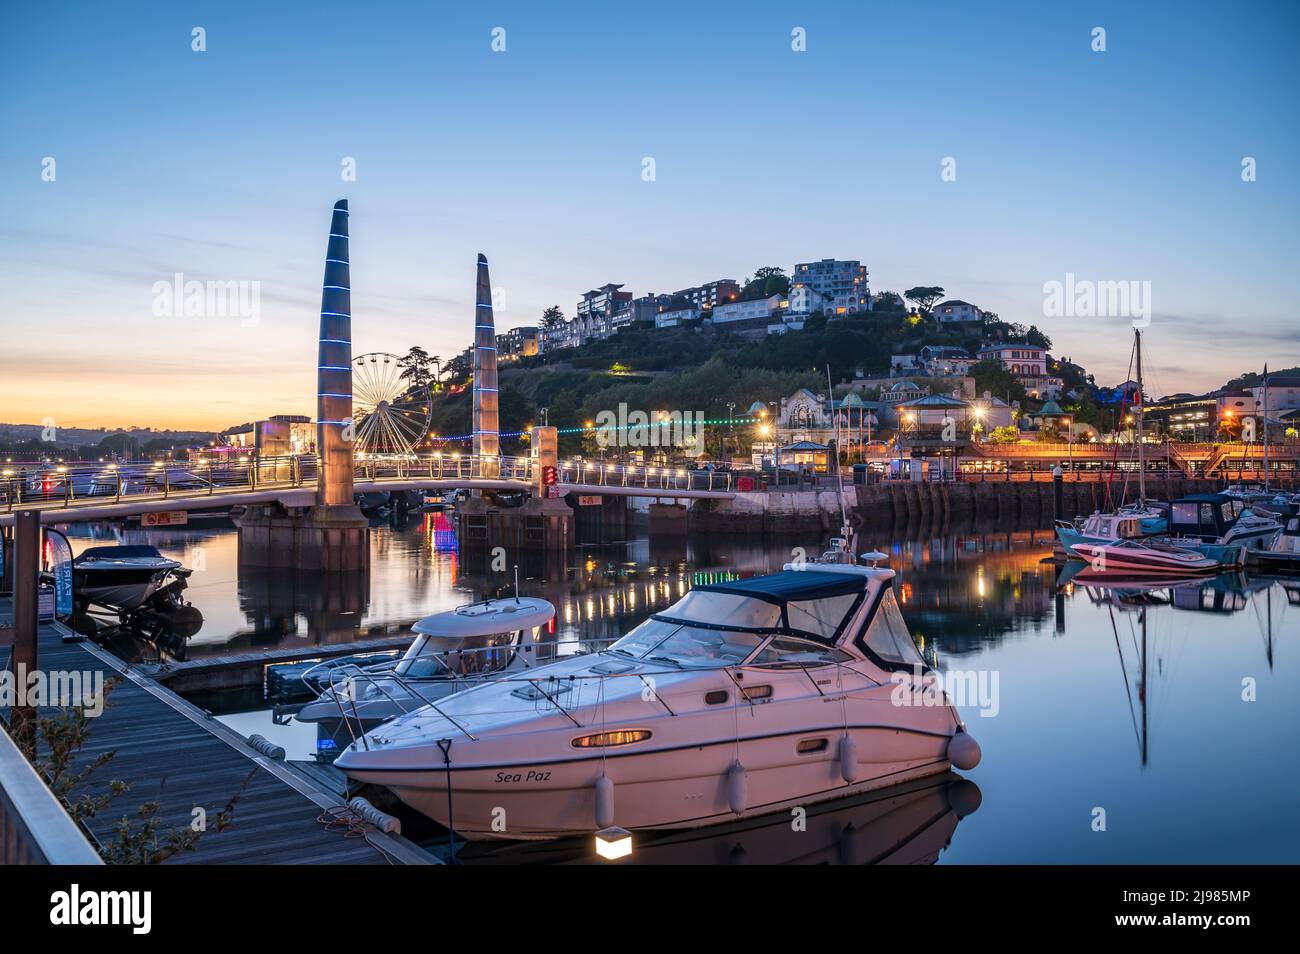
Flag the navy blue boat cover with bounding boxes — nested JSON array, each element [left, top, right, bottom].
[[694, 570, 867, 605]]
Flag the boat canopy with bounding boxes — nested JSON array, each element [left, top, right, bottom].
[[411, 597, 554, 639], [667, 570, 870, 643], [695, 570, 868, 604]]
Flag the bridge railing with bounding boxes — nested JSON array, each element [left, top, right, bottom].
[[355, 454, 534, 483], [0, 456, 312, 513], [557, 460, 735, 493]]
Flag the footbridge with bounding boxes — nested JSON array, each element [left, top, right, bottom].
[[0, 454, 735, 527]]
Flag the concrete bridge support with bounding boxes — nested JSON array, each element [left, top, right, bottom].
[[648, 501, 688, 535]]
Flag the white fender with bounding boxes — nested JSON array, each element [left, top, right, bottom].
[[837, 733, 859, 783], [727, 761, 748, 814], [947, 727, 982, 770], [594, 773, 615, 829], [347, 796, 401, 833]]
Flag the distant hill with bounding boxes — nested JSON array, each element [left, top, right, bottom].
[[1223, 367, 1300, 390], [0, 423, 214, 451]]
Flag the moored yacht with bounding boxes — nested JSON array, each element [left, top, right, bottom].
[[296, 597, 557, 754], [336, 558, 981, 840]]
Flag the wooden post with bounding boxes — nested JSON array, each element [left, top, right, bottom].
[[8, 509, 40, 746]]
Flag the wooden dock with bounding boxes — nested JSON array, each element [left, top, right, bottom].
[[1, 602, 433, 865]]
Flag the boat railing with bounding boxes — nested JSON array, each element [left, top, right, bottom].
[[315, 636, 621, 746]]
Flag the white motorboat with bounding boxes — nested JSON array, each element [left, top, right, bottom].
[[296, 597, 557, 753], [336, 558, 981, 841]]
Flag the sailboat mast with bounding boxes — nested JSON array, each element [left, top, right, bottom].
[[1134, 329, 1146, 502], [1263, 365, 1270, 488]]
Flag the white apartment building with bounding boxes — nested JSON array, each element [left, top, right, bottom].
[[790, 259, 871, 316], [933, 299, 983, 324], [655, 305, 700, 328], [708, 293, 782, 325]]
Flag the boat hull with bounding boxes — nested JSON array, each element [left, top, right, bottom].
[[344, 722, 953, 840], [1069, 543, 1219, 575]]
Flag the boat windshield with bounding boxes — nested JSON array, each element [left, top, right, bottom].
[[609, 617, 766, 668], [394, 630, 520, 679]]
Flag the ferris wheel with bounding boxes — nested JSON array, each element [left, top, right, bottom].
[[349, 352, 433, 458]]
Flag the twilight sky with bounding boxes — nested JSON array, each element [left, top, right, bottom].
[[2, 0, 1297, 431]]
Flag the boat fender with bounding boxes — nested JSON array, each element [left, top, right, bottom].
[[594, 774, 615, 829], [837, 734, 859, 783], [947, 727, 981, 771], [945, 779, 983, 819], [246, 734, 285, 760], [347, 796, 401, 834], [727, 761, 748, 815]]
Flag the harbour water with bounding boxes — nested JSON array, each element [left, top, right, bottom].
[[61, 512, 1300, 864]]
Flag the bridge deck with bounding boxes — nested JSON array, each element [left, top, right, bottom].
[[0, 600, 432, 865]]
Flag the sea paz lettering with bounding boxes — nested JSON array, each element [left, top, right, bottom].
[[50, 885, 151, 935], [151, 271, 261, 326], [889, 665, 999, 718], [0, 665, 105, 716], [593, 404, 705, 450]]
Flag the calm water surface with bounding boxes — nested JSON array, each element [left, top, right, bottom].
[[66, 511, 1300, 864]]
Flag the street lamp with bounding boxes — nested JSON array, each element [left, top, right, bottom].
[[1061, 416, 1073, 477]]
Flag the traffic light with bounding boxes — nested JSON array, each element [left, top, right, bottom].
[[542, 465, 557, 487]]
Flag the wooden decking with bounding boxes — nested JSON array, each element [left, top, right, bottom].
[[0, 601, 433, 865]]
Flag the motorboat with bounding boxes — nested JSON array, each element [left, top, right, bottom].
[[296, 597, 558, 755], [336, 558, 982, 841], [1056, 510, 1155, 556], [1068, 539, 1219, 576], [1253, 513, 1300, 572], [1159, 493, 1282, 562], [72, 545, 191, 612]]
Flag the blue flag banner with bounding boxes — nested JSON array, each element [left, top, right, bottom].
[[44, 528, 75, 620]]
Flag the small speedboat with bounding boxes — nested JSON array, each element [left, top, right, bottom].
[[296, 597, 557, 755], [336, 557, 981, 841], [1069, 539, 1219, 576], [1253, 514, 1300, 572], [1056, 510, 1154, 557], [72, 545, 190, 612]]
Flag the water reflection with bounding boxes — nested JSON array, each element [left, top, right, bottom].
[[454, 774, 981, 866], [57, 514, 1300, 861]]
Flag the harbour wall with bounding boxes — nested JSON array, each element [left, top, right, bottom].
[[684, 477, 1227, 535]]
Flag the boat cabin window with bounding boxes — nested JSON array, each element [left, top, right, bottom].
[[395, 630, 518, 679], [749, 635, 852, 669], [610, 618, 765, 668], [858, 587, 925, 670], [785, 593, 861, 641], [658, 590, 781, 629]]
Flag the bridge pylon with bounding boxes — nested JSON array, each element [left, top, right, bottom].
[[235, 199, 368, 571]]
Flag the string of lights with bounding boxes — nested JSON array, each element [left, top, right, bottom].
[[409, 417, 762, 444]]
